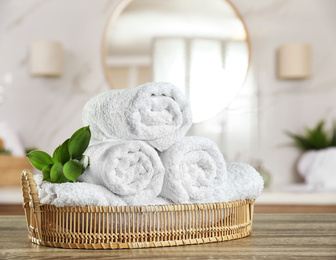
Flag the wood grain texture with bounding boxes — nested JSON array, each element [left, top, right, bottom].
[[0, 214, 335, 259], [0, 155, 33, 186]]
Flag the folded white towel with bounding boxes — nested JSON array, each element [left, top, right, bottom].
[[33, 174, 126, 207], [215, 162, 264, 202], [159, 136, 227, 204], [78, 140, 165, 205], [82, 82, 192, 151], [297, 148, 336, 189]]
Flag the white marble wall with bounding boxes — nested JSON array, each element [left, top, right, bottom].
[[233, 0, 336, 187], [1, 0, 336, 188], [0, 0, 121, 154]]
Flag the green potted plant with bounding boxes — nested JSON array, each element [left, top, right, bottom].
[[286, 120, 336, 189]]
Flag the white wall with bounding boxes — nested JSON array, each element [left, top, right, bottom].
[[232, 0, 336, 187], [0, 0, 121, 154], [1, 0, 336, 188]]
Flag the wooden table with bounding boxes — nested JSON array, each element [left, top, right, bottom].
[[0, 214, 335, 259]]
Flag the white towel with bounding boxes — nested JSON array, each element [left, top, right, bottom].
[[33, 162, 263, 208], [159, 136, 227, 204], [33, 174, 126, 207], [214, 162, 264, 202], [297, 148, 336, 189], [82, 82, 192, 152], [78, 140, 165, 205]]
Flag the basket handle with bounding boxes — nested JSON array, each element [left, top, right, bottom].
[[21, 169, 42, 241]]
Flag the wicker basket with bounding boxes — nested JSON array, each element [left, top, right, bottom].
[[21, 169, 254, 249]]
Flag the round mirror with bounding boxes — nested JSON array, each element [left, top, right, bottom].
[[102, 0, 250, 123]]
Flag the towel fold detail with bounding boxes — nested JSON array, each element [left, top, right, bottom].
[[159, 136, 227, 204], [78, 140, 165, 205], [82, 82, 192, 151], [215, 162, 264, 202], [33, 174, 126, 207]]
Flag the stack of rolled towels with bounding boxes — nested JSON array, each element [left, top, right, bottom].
[[34, 82, 264, 207]]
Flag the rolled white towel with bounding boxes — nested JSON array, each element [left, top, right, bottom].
[[82, 82, 192, 152], [159, 136, 227, 204], [78, 140, 165, 205], [33, 174, 126, 207], [215, 162, 264, 202]]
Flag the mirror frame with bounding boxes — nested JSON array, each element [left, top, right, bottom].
[[101, 0, 251, 92]]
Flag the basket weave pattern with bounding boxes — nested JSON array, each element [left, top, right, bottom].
[[21, 170, 254, 249]]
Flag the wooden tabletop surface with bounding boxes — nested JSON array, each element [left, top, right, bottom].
[[0, 214, 335, 259]]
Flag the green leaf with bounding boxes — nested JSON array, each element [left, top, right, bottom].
[[27, 150, 54, 171], [50, 162, 69, 183], [53, 146, 60, 161], [285, 131, 314, 150], [63, 160, 83, 182], [331, 120, 336, 146], [42, 164, 53, 181], [68, 126, 91, 159], [53, 139, 70, 164]]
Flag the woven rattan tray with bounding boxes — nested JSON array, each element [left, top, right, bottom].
[[21, 169, 254, 249]]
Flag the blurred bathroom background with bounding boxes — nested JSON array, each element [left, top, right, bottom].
[[0, 0, 336, 214]]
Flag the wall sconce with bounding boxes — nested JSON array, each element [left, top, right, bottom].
[[30, 40, 63, 77], [277, 43, 311, 79]]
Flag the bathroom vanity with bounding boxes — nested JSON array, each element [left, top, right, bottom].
[[255, 190, 336, 213]]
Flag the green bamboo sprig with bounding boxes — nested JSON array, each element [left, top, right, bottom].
[[27, 126, 91, 183]]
